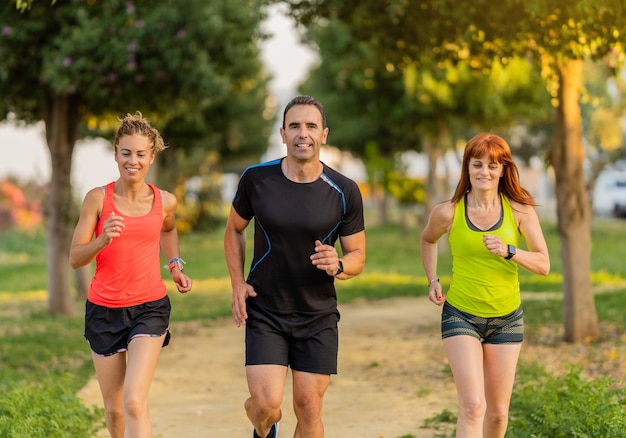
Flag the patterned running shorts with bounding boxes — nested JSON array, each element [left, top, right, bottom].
[[441, 301, 524, 344]]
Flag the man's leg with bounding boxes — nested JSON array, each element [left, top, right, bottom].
[[246, 364, 287, 437], [292, 370, 331, 438]]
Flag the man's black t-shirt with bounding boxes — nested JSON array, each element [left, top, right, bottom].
[[232, 158, 365, 316]]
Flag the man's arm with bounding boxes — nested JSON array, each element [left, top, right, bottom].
[[336, 230, 366, 280], [311, 230, 366, 280], [223, 205, 256, 326]]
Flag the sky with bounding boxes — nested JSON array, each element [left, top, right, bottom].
[[261, 4, 317, 94], [0, 5, 317, 199]]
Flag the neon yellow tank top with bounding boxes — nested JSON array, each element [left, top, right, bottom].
[[447, 194, 521, 317]]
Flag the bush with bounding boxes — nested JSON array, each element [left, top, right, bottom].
[[508, 365, 626, 437], [0, 377, 102, 438]]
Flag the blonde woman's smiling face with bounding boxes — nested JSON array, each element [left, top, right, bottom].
[[115, 134, 155, 181]]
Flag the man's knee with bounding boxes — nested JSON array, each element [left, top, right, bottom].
[[246, 395, 281, 418], [293, 392, 323, 421]]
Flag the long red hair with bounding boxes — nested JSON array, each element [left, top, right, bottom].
[[451, 133, 535, 206]]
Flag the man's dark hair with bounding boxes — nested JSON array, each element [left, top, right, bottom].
[[282, 95, 327, 129]]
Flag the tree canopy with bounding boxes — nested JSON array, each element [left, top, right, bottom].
[[2, 0, 273, 162], [296, 9, 551, 222], [0, 0, 275, 315]]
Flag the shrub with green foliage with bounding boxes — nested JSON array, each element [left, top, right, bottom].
[[0, 377, 102, 438], [508, 365, 626, 437]]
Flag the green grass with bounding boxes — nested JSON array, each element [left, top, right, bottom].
[[1, 215, 626, 437], [0, 228, 48, 293]]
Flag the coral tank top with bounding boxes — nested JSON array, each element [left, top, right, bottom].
[[88, 182, 167, 307]]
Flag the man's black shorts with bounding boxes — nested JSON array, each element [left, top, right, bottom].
[[84, 295, 171, 356], [245, 304, 340, 375]]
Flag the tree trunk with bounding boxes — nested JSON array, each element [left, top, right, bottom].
[[74, 265, 92, 300], [43, 94, 81, 316], [551, 59, 599, 342], [423, 136, 441, 216], [420, 125, 448, 239], [378, 191, 390, 225]]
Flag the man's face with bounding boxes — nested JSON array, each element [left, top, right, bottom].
[[280, 104, 329, 162]]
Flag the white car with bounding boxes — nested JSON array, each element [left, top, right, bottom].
[[592, 169, 626, 218]]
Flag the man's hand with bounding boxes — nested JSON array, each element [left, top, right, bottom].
[[231, 281, 257, 327], [310, 240, 341, 276]]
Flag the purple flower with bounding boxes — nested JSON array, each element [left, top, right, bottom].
[[63, 57, 72, 67], [2, 26, 11, 36]]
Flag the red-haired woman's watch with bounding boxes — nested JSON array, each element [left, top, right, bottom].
[[505, 245, 516, 260]]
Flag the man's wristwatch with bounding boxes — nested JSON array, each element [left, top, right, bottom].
[[335, 260, 344, 276], [505, 244, 516, 260]]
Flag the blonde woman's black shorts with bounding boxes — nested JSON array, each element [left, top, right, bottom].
[[245, 304, 340, 375], [84, 295, 171, 356], [441, 301, 524, 344]]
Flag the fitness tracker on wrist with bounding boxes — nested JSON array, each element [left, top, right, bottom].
[[505, 244, 516, 260], [335, 260, 344, 276]]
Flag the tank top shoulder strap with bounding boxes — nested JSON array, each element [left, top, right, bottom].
[[94, 182, 115, 232], [147, 183, 163, 214], [452, 195, 465, 228], [100, 182, 116, 215], [104, 182, 114, 197]]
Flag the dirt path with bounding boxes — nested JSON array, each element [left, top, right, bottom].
[[78, 296, 458, 437]]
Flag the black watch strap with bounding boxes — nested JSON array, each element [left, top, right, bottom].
[[505, 244, 516, 260], [335, 260, 344, 276]]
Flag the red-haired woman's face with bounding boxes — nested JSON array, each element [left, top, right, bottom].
[[468, 152, 503, 192]]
